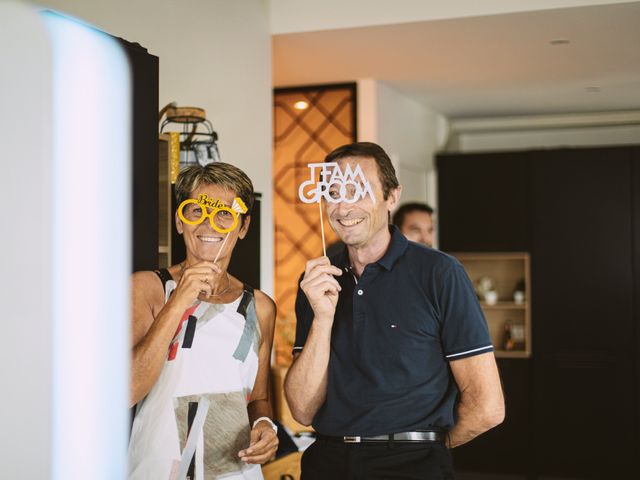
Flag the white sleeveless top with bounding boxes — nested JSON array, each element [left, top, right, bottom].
[[128, 275, 263, 480]]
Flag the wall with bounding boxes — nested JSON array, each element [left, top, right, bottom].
[[39, 0, 274, 295], [269, 0, 625, 34], [0, 4, 52, 478], [2, 4, 134, 477], [357, 79, 447, 207]]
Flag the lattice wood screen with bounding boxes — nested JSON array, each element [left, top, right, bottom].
[[273, 84, 356, 365]]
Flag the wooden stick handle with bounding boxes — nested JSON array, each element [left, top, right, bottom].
[[318, 201, 326, 257]]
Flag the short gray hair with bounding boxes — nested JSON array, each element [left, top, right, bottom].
[[175, 163, 254, 219]]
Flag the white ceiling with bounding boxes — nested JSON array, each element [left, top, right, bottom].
[[272, 2, 640, 118]]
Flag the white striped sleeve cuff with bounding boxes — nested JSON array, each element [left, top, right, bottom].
[[445, 345, 494, 360]]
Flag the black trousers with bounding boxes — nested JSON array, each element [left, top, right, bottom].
[[301, 436, 455, 480]]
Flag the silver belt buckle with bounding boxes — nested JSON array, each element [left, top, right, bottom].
[[343, 436, 361, 443]]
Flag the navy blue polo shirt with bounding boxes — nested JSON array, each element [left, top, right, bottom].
[[293, 226, 493, 436]]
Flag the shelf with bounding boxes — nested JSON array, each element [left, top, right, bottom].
[[158, 134, 172, 267], [262, 451, 302, 480], [453, 252, 528, 261], [480, 301, 527, 310], [451, 252, 532, 360], [494, 350, 529, 359]]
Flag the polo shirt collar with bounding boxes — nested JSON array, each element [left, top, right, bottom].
[[333, 225, 408, 271], [333, 244, 350, 269], [377, 225, 408, 270]]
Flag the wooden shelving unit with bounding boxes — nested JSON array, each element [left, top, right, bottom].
[[158, 133, 172, 268], [479, 301, 527, 310], [452, 252, 531, 358]]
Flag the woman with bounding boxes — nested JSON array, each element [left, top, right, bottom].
[[128, 163, 278, 480]]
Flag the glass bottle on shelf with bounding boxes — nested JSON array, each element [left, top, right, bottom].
[[502, 321, 514, 351]]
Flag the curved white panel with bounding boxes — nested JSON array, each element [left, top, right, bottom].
[[0, 2, 53, 478], [44, 11, 131, 480]]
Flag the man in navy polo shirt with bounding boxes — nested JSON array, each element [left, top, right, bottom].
[[284, 142, 504, 479]]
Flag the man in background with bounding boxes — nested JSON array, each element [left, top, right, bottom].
[[392, 202, 435, 247]]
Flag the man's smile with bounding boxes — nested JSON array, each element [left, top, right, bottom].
[[337, 217, 364, 227]]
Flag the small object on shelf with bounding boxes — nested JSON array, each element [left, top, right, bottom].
[[475, 276, 495, 299], [502, 321, 525, 351], [503, 322, 514, 351], [484, 290, 498, 305], [510, 324, 526, 350], [513, 278, 526, 303], [513, 290, 525, 304]]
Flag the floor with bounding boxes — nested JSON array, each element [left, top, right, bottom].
[[457, 473, 586, 480]]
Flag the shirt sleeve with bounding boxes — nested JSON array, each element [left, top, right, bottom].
[[293, 272, 313, 355], [438, 262, 494, 361]]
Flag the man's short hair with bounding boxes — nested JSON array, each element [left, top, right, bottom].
[[325, 142, 399, 200], [175, 162, 254, 224], [392, 202, 434, 229]]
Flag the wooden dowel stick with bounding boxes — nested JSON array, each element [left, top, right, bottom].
[[213, 233, 230, 264], [318, 201, 326, 257]]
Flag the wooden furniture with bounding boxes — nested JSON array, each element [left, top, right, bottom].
[[158, 133, 172, 268], [451, 252, 531, 358], [262, 451, 302, 480], [264, 367, 306, 480], [164, 106, 206, 123]]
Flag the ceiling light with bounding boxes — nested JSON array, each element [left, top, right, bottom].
[[550, 38, 570, 46], [294, 100, 309, 110]]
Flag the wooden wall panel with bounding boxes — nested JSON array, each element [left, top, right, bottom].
[[273, 84, 356, 365]]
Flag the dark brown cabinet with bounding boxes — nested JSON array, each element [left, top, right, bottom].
[[115, 37, 159, 272], [452, 359, 533, 475], [437, 151, 529, 252], [529, 147, 636, 477], [437, 146, 640, 478]]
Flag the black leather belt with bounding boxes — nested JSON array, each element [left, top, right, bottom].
[[319, 430, 446, 444]]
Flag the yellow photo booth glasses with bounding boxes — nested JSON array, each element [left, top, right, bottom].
[[178, 194, 248, 234]]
